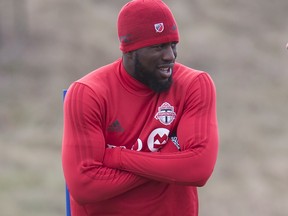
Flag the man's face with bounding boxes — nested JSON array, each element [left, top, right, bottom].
[[131, 42, 178, 93]]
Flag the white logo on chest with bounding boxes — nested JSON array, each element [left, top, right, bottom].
[[154, 102, 176, 125]]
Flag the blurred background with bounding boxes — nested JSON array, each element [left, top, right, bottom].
[[0, 0, 288, 215]]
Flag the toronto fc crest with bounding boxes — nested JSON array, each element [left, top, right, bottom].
[[154, 102, 176, 125], [154, 23, 164, 33]]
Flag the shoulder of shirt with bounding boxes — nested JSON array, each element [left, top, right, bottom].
[[77, 59, 120, 85], [174, 62, 211, 82], [172, 63, 216, 93], [75, 59, 120, 89]]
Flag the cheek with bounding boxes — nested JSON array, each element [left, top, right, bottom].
[[135, 51, 159, 72], [173, 50, 177, 58], [139, 59, 156, 71]]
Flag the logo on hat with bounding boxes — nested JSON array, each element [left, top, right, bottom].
[[154, 23, 164, 33]]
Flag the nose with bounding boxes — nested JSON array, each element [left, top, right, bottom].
[[162, 44, 176, 61]]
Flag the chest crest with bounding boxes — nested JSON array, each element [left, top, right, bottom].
[[154, 102, 176, 125]]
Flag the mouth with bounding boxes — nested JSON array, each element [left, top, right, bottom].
[[158, 64, 174, 79]]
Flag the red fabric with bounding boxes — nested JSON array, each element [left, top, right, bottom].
[[62, 59, 218, 215], [118, 0, 179, 52]]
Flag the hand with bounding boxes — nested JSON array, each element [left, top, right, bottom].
[[103, 147, 122, 169]]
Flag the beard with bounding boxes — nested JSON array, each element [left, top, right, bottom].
[[134, 54, 172, 93]]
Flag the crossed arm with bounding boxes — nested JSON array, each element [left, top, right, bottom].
[[103, 73, 218, 185], [62, 82, 149, 204], [62, 73, 218, 204]]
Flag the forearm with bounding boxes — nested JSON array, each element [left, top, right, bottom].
[[62, 83, 149, 204], [63, 150, 148, 204], [103, 132, 218, 186], [103, 73, 218, 186]]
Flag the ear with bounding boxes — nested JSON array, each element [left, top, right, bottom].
[[125, 51, 134, 59], [122, 51, 136, 75], [123, 51, 136, 62]]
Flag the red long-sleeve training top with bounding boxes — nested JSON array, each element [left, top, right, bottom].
[[62, 58, 218, 215]]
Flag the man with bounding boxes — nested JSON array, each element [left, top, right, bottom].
[[62, 0, 218, 215]]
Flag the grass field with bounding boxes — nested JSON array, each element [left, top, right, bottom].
[[1, 0, 288, 215]]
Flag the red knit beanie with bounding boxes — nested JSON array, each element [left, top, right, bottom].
[[118, 0, 179, 52]]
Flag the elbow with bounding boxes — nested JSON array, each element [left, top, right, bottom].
[[63, 158, 106, 204], [67, 185, 89, 205], [177, 165, 215, 187], [66, 178, 107, 204], [195, 155, 217, 187], [193, 173, 211, 187], [191, 168, 214, 187], [185, 156, 217, 187], [66, 180, 97, 205], [63, 165, 107, 204], [194, 142, 218, 187]]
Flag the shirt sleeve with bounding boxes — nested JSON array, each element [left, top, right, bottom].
[[103, 73, 218, 186], [62, 82, 148, 204]]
